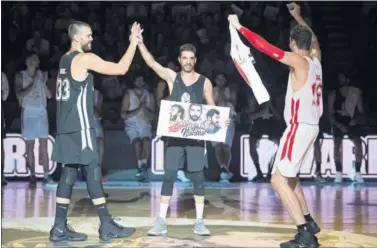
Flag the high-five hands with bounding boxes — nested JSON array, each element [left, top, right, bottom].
[[129, 22, 144, 45]]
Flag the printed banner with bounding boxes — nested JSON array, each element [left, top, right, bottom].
[[157, 100, 230, 142]]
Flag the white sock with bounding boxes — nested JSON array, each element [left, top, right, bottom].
[[44, 172, 49, 179], [141, 159, 147, 165], [195, 203, 204, 220], [159, 203, 169, 219]]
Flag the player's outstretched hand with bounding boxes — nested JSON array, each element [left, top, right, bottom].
[[287, 2, 301, 18], [129, 22, 143, 45], [135, 24, 144, 44]]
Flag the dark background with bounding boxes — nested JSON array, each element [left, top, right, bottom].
[[1, 1, 377, 181]]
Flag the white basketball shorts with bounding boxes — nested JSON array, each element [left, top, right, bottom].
[[272, 123, 319, 177]]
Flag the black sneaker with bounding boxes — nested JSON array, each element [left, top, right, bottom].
[[280, 230, 319, 248], [135, 164, 148, 182], [2, 174, 7, 186], [307, 220, 321, 234], [251, 174, 265, 183], [43, 177, 57, 186], [99, 218, 136, 241], [49, 221, 88, 242], [29, 176, 37, 188]]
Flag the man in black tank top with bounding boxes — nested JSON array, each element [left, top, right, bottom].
[[50, 21, 142, 242], [138, 37, 230, 236], [328, 73, 365, 183], [248, 97, 283, 182]]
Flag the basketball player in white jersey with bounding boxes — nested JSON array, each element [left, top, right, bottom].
[[229, 3, 322, 247], [94, 88, 106, 181], [212, 73, 237, 183], [14, 52, 55, 188], [121, 73, 155, 181]]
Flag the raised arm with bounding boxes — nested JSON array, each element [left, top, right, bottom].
[[228, 15, 307, 69], [288, 3, 321, 61], [203, 78, 215, 106], [80, 23, 141, 76], [136, 32, 176, 85]]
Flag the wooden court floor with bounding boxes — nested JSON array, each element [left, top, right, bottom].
[[1, 181, 377, 247]]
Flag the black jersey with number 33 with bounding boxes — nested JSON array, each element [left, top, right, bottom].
[[56, 51, 95, 134]]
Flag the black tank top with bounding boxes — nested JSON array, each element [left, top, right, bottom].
[[56, 51, 95, 134], [334, 88, 351, 124], [166, 72, 206, 147]]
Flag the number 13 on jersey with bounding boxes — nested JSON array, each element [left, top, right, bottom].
[[56, 77, 70, 101], [311, 75, 322, 106]]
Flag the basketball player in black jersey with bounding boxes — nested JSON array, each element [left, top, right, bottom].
[[49, 21, 142, 242], [137, 33, 230, 235]]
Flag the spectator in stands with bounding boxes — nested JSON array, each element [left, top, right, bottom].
[[121, 73, 155, 182], [212, 73, 237, 183], [14, 53, 54, 188], [328, 73, 365, 183], [26, 30, 50, 57], [54, 6, 72, 32], [248, 96, 282, 182], [15, 53, 54, 188], [2, 72, 10, 186]]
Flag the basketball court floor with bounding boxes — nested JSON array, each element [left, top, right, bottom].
[[2, 181, 377, 247]]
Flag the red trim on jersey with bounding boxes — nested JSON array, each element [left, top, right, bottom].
[[280, 98, 300, 161], [233, 58, 251, 87]]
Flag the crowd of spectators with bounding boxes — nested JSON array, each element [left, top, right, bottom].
[[1, 2, 375, 134]]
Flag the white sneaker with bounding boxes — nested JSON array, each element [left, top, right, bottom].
[[334, 172, 343, 183], [353, 172, 364, 183], [193, 219, 210, 236], [314, 172, 326, 183], [177, 170, 190, 182]]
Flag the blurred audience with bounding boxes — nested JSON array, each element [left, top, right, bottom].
[[1, 2, 376, 183]]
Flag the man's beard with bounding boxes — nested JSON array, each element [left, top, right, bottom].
[[82, 43, 91, 52], [190, 115, 199, 121], [170, 115, 177, 121], [212, 122, 219, 127], [182, 65, 193, 73]]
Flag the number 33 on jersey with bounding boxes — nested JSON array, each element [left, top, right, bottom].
[[56, 76, 70, 101]]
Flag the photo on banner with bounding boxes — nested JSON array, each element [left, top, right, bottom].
[[157, 100, 230, 142]]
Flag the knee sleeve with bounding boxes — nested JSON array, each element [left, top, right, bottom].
[[161, 170, 177, 196], [56, 164, 79, 199], [83, 161, 105, 199], [187, 171, 205, 196]]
